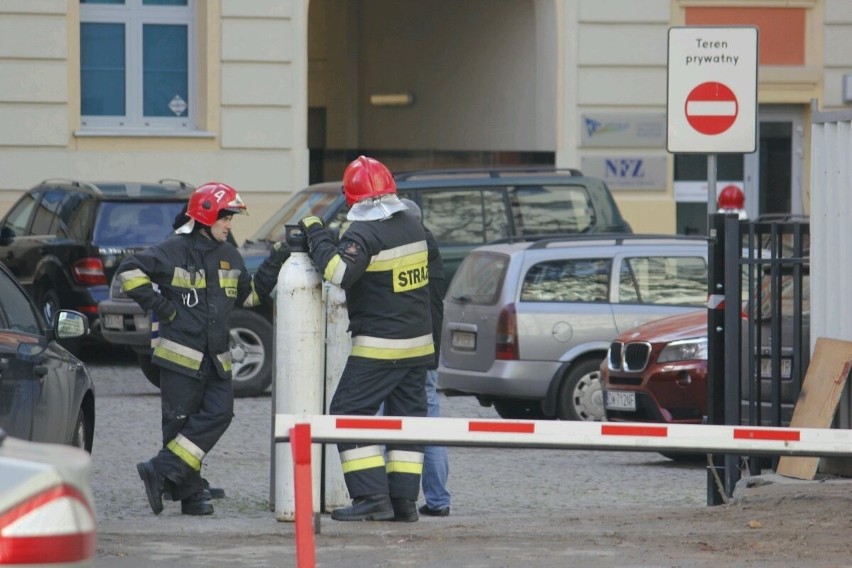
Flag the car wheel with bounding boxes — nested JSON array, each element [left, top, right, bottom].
[[70, 409, 92, 452], [555, 358, 606, 421], [229, 309, 273, 398], [37, 287, 60, 326], [493, 399, 546, 420], [136, 352, 161, 389]]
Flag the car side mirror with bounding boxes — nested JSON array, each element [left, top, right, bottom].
[[0, 226, 14, 245], [55, 310, 90, 340]]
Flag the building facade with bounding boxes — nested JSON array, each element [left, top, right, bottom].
[[0, 0, 849, 238]]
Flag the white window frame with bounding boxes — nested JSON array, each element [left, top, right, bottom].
[[79, 0, 196, 132]]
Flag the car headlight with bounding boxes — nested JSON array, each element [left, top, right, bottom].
[[657, 337, 707, 363]]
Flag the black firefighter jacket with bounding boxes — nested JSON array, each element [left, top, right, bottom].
[[116, 232, 281, 379]]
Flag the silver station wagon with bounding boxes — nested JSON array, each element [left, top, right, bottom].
[[437, 235, 710, 421]]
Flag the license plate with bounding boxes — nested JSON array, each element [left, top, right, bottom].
[[102, 314, 123, 330], [451, 330, 476, 350], [605, 390, 636, 411], [760, 357, 792, 379]]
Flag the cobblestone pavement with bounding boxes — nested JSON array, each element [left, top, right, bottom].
[[87, 347, 852, 567]]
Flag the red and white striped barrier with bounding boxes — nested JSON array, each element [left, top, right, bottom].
[[275, 414, 852, 458]]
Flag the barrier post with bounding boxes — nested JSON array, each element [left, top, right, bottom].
[[290, 423, 316, 568]]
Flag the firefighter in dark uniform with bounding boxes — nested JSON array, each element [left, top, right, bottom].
[[300, 156, 432, 522], [118, 182, 290, 516]]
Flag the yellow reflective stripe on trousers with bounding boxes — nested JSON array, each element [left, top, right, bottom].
[[152, 337, 204, 372], [118, 268, 151, 292], [167, 433, 206, 471], [350, 333, 435, 360], [386, 450, 424, 475], [340, 445, 386, 474]]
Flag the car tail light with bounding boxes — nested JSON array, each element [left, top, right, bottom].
[[495, 303, 518, 360], [72, 257, 107, 286], [0, 484, 96, 564]]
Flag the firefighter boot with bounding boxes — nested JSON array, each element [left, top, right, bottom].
[[136, 460, 165, 515], [330, 494, 394, 521], [181, 490, 214, 516], [391, 498, 419, 522]]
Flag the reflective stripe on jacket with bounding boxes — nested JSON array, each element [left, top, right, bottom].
[[116, 232, 278, 379], [306, 208, 434, 367]]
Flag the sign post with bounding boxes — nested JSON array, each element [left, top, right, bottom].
[[667, 26, 757, 507]]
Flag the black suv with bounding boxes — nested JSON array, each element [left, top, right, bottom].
[[0, 179, 194, 349], [99, 167, 632, 397]]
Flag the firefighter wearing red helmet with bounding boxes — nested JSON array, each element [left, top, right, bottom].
[[300, 156, 432, 522], [116, 182, 290, 516]]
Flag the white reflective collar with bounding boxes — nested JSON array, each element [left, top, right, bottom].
[[347, 194, 408, 221]]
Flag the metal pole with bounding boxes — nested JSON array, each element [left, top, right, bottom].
[[707, 153, 717, 218], [706, 153, 726, 505], [723, 214, 743, 496]]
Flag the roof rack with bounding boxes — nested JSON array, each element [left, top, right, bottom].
[[157, 178, 195, 190], [394, 166, 583, 181], [519, 233, 709, 250], [38, 178, 102, 193]]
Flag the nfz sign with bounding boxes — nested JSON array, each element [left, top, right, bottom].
[[581, 156, 667, 190]]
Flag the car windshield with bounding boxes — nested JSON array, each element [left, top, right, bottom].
[[93, 202, 186, 246], [250, 188, 343, 243], [512, 184, 595, 235], [446, 252, 508, 305]]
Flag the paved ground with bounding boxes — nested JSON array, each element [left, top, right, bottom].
[[86, 347, 852, 567]]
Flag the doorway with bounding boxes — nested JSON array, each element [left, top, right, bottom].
[[743, 105, 805, 219]]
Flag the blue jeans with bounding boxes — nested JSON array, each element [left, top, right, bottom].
[[421, 369, 451, 509]]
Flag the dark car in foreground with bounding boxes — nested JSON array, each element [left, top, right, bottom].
[[101, 167, 633, 396], [0, 179, 194, 351], [0, 261, 94, 451], [0, 430, 97, 565]]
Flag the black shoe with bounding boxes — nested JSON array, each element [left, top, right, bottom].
[[331, 494, 394, 521], [419, 504, 450, 517], [136, 461, 164, 515], [391, 498, 419, 522], [181, 490, 214, 516]]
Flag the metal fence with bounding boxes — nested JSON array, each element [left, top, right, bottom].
[[707, 213, 810, 499]]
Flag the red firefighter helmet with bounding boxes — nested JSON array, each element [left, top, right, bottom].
[[717, 185, 745, 211], [342, 156, 396, 206], [186, 182, 247, 226]]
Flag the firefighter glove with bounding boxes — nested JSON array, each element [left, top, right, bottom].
[[299, 216, 324, 233], [153, 296, 177, 323], [268, 241, 291, 266]]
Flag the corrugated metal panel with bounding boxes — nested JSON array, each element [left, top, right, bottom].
[[810, 107, 852, 426]]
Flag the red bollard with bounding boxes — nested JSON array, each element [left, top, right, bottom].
[[290, 423, 316, 568]]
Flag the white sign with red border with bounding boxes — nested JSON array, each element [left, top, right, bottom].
[[667, 26, 758, 154]]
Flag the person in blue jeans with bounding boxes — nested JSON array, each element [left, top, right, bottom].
[[400, 199, 451, 517], [420, 368, 451, 516]]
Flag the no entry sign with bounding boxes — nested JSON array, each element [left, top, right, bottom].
[[685, 81, 737, 135], [667, 27, 757, 153]]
